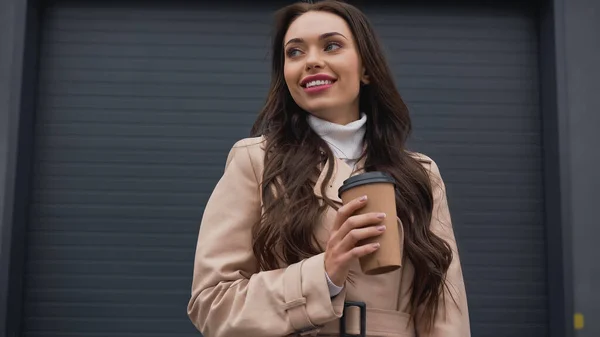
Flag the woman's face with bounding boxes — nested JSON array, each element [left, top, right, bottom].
[[283, 11, 369, 125]]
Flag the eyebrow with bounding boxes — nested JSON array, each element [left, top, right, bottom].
[[284, 32, 347, 47]]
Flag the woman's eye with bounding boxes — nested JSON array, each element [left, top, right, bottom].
[[286, 48, 302, 58], [325, 42, 342, 52]]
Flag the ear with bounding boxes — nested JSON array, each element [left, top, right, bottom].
[[361, 67, 370, 85]]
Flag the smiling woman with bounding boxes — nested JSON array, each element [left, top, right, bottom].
[[187, 1, 471, 337]]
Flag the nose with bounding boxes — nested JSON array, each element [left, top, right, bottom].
[[305, 48, 324, 70]]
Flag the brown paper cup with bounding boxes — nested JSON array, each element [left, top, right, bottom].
[[338, 171, 401, 275]]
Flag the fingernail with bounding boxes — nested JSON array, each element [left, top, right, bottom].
[[372, 243, 381, 249], [377, 213, 386, 219], [359, 195, 367, 202], [376, 225, 386, 231]]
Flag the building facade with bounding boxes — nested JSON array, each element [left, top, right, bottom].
[[1, 0, 598, 336]]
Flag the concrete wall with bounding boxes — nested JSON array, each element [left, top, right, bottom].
[[559, 0, 600, 335]]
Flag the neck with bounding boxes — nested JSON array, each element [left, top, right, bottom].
[[312, 105, 360, 125]]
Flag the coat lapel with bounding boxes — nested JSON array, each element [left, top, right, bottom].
[[313, 157, 361, 205]]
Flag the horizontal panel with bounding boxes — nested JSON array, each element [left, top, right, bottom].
[[45, 4, 278, 23], [469, 326, 547, 337], [25, 289, 189, 304], [384, 40, 535, 54], [443, 198, 542, 211], [28, 217, 201, 233], [360, 7, 533, 29], [24, 274, 189, 290], [38, 95, 265, 112], [462, 270, 546, 286], [27, 246, 193, 262], [462, 254, 545, 268], [30, 191, 206, 206], [466, 276, 546, 288], [466, 309, 547, 324], [414, 130, 541, 144], [443, 172, 542, 185], [462, 242, 545, 256], [25, 303, 188, 319], [40, 56, 270, 72], [30, 204, 204, 220], [32, 163, 227, 180], [39, 83, 271, 100], [23, 330, 196, 337], [32, 177, 219, 193], [457, 225, 544, 240], [468, 295, 548, 309], [34, 108, 261, 124], [22, 317, 194, 333], [26, 231, 197, 247], [412, 152, 542, 170], [25, 260, 192, 276], [44, 18, 272, 35], [42, 31, 272, 48]]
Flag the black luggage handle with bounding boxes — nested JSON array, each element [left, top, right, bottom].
[[339, 301, 366, 337]]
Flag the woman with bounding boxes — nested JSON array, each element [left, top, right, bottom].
[[187, 1, 470, 336]]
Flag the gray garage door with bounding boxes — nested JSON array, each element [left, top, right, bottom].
[[23, 1, 546, 336]]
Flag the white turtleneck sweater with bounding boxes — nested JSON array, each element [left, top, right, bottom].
[[307, 112, 367, 297], [307, 112, 367, 170]]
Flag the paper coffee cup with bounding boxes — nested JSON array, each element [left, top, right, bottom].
[[338, 171, 402, 275]]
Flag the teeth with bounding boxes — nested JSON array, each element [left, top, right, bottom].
[[305, 80, 332, 88]]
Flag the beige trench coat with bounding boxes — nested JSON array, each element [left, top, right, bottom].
[[187, 137, 471, 337]]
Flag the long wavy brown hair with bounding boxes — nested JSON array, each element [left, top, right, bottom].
[[250, 0, 453, 331]]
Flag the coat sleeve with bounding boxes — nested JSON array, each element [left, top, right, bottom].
[[416, 158, 471, 337], [187, 139, 347, 337]]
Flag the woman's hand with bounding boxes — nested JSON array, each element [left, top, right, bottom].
[[324, 195, 386, 286]]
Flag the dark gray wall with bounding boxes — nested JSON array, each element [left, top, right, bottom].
[[0, 0, 40, 336], [0, 0, 27, 335], [0, 0, 598, 336], [22, 2, 547, 336], [558, 0, 600, 335]]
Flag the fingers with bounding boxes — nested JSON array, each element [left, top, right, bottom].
[[333, 195, 368, 231], [336, 211, 386, 241], [338, 222, 385, 252], [345, 242, 381, 261]]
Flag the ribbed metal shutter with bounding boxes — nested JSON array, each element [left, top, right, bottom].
[[23, 1, 546, 337]]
